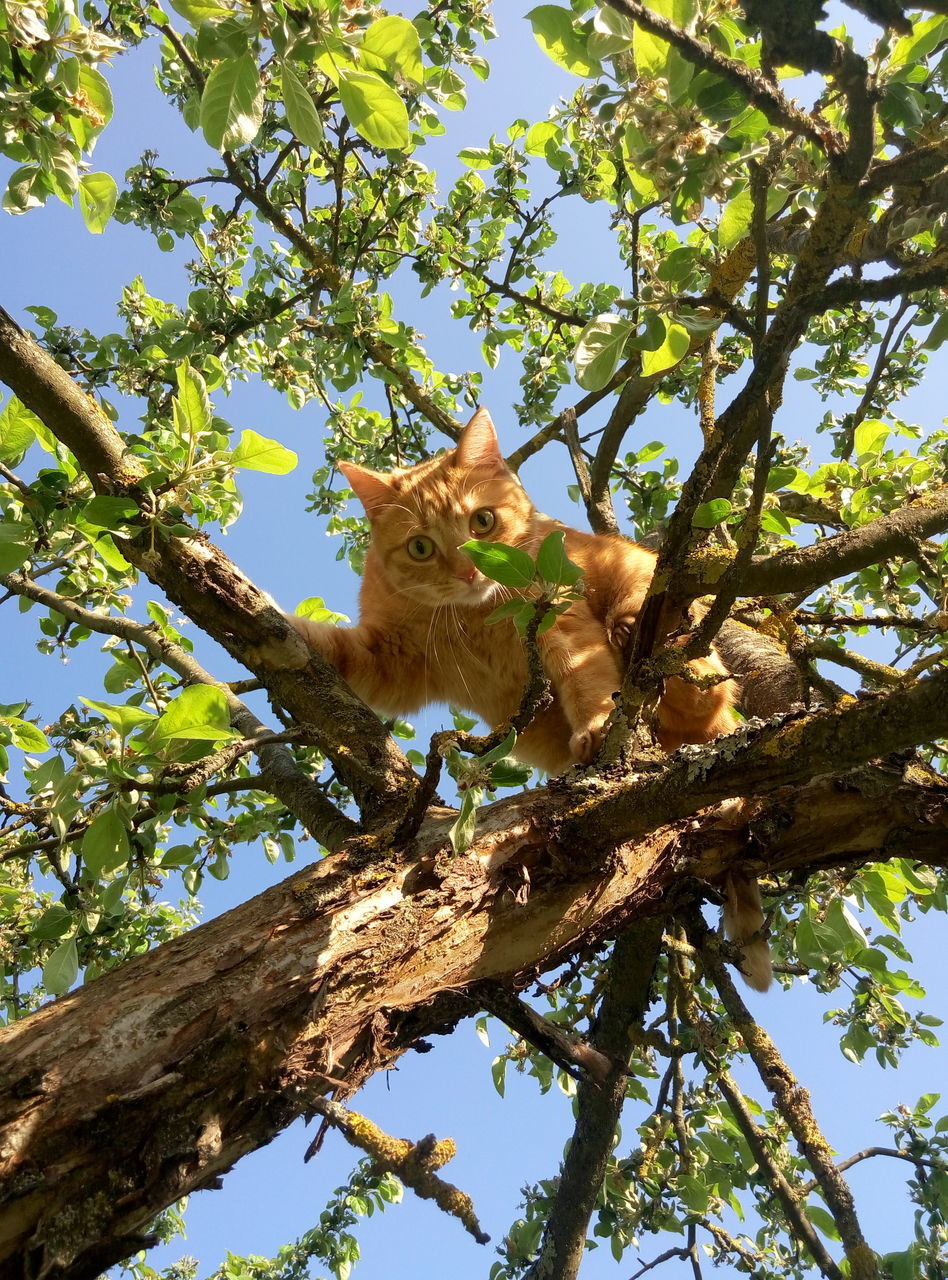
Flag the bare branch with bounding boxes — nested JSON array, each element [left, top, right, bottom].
[[692, 915, 879, 1279]]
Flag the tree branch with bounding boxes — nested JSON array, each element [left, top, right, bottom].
[[525, 920, 663, 1280], [691, 915, 879, 1279], [0, 570, 358, 851], [0, 303, 418, 827], [603, 0, 839, 153]]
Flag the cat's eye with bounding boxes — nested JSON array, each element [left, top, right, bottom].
[[407, 534, 436, 561], [470, 508, 495, 536]]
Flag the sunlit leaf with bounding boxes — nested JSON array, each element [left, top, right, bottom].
[[459, 540, 535, 589], [232, 429, 298, 474], [535, 530, 584, 587], [338, 69, 410, 150], [200, 52, 264, 151], [78, 173, 118, 234], [0, 397, 39, 462], [281, 62, 325, 149], [360, 15, 423, 87], [573, 313, 633, 390], [526, 5, 602, 77], [153, 684, 234, 743], [692, 499, 732, 528], [82, 805, 130, 877], [640, 320, 689, 376]]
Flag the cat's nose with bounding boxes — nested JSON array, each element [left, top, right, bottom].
[[454, 562, 478, 584]]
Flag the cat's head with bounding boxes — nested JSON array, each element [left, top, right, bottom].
[[339, 408, 535, 608]]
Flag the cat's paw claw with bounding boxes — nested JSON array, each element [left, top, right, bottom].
[[607, 613, 637, 652]]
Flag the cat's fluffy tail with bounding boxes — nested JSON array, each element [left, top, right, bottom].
[[722, 871, 772, 992]]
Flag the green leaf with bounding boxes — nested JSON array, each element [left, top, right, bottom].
[[3, 164, 45, 214], [338, 68, 410, 151], [488, 759, 533, 788], [573, 313, 633, 391], [450, 786, 482, 854], [200, 52, 264, 151], [853, 418, 890, 461], [281, 62, 325, 149], [0, 521, 32, 574], [718, 185, 753, 251], [153, 684, 234, 744], [77, 172, 118, 234], [231, 429, 298, 474], [535, 530, 584, 587], [82, 805, 130, 877], [630, 0, 691, 76], [478, 729, 518, 766], [640, 320, 689, 376], [78, 64, 114, 129], [360, 15, 423, 87], [167, 0, 235, 25], [32, 903, 72, 940], [80, 697, 158, 736], [526, 6, 602, 78], [43, 936, 78, 995], [524, 120, 562, 156], [459, 540, 535, 589], [589, 5, 633, 57], [633, 23, 670, 76], [174, 360, 212, 444], [692, 499, 732, 528], [805, 1204, 841, 1242], [458, 147, 493, 169], [294, 596, 349, 623], [0, 397, 39, 463], [922, 312, 948, 350], [491, 1054, 507, 1097], [82, 496, 140, 530], [9, 718, 49, 752]]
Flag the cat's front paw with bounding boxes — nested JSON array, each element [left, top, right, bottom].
[[606, 611, 637, 653], [570, 722, 606, 764]]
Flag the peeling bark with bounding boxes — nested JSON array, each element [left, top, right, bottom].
[[1, 768, 946, 1279]]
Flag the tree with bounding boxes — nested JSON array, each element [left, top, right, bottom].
[[1, 0, 948, 1277]]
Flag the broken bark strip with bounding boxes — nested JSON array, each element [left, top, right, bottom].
[[1, 767, 945, 1280]]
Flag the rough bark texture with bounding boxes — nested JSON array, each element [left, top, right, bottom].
[[2, 766, 947, 1279]]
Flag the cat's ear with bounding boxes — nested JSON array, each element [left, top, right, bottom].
[[338, 461, 393, 516], [455, 407, 506, 473]]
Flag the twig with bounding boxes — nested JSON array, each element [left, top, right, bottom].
[[472, 984, 613, 1083], [690, 912, 879, 1280], [306, 1097, 489, 1244], [525, 920, 664, 1280], [0, 570, 357, 851], [603, 0, 841, 153]]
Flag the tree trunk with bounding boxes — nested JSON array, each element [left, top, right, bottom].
[[2, 767, 946, 1280]]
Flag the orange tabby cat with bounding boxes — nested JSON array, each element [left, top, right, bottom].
[[290, 408, 769, 989]]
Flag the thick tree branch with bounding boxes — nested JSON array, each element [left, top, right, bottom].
[[692, 917, 879, 1279], [4, 761, 940, 1277], [525, 920, 663, 1280], [0, 303, 418, 826], [737, 487, 948, 598]]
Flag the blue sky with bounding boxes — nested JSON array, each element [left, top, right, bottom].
[[2, 5, 947, 1277]]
